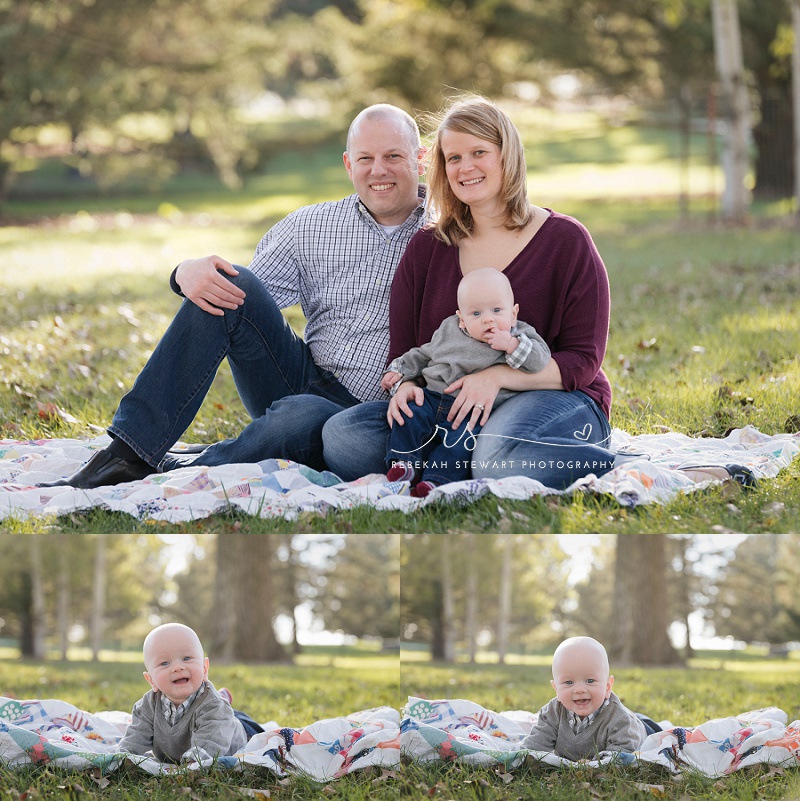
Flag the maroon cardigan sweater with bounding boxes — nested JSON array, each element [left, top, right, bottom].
[[387, 210, 612, 418]]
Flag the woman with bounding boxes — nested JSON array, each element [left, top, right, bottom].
[[322, 97, 618, 490]]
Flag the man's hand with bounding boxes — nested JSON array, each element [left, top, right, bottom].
[[485, 328, 519, 354], [380, 371, 403, 393], [174, 256, 246, 316]]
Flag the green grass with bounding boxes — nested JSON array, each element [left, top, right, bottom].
[[0, 647, 400, 800], [398, 652, 800, 800], [2, 109, 800, 533]]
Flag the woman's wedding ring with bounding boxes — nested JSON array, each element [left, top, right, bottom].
[[475, 404, 485, 411]]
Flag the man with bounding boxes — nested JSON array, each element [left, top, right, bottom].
[[44, 104, 426, 488]]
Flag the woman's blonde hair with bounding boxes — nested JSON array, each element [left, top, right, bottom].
[[425, 97, 531, 245]]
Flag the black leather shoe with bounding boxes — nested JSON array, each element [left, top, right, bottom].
[[38, 450, 153, 489]]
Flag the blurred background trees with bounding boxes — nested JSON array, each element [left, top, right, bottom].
[[1, 0, 794, 206], [400, 534, 800, 665], [2, 533, 799, 665], [0, 533, 400, 663]]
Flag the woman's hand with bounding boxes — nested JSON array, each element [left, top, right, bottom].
[[444, 367, 504, 429], [387, 381, 424, 428]]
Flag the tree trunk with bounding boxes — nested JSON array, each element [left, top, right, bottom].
[[678, 83, 692, 219], [286, 536, 302, 656], [711, 0, 750, 221], [676, 539, 696, 659], [440, 535, 456, 663], [465, 534, 478, 664], [57, 533, 70, 661], [752, 85, 794, 199], [610, 535, 683, 666], [29, 538, 46, 660], [496, 534, 513, 665], [229, 534, 288, 663], [210, 534, 236, 662], [90, 536, 107, 662], [430, 580, 447, 661]]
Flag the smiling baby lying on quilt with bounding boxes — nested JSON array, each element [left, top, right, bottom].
[[118, 623, 263, 764], [521, 636, 650, 759]]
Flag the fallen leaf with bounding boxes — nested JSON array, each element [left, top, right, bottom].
[[36, 402, 80, 425], [89, 769, 110, 789], [14, 385, 35, 400], [626, 397, 648, 412], [634, 783, 667, 797], [239, 789, 271, 799]]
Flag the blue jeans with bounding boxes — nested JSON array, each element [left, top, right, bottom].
[[386, 389, 482, 485], [234, 708, 265, 741], [323, 390, 614, 490], [109, 268, 359, 470]]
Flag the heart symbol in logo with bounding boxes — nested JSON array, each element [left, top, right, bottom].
[[574, 423, 592, 441]]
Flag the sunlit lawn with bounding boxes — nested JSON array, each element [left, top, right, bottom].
[[2, 108, 799, 533], [399, 650, 800, 800], [0, 645, 400, 801]]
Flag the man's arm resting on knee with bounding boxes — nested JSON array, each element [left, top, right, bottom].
[[171, 256, 246, 316]]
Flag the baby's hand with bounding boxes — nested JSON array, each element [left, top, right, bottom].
[[381, 371, 403, 392], [486, 328, 518, 354]]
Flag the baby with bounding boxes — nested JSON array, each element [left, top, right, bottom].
[[382, 268, 550, 497], [118, 622, 260, 763], [521, 636, 647, 759]]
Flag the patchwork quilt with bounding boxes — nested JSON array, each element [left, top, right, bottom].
[[0, 696, 399, 780], [5, 695, 797, 781], [401, 697, 800, 778], [0, 426, 797, 523]]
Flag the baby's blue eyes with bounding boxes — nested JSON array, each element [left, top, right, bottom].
[[157, 656, 193, 666]]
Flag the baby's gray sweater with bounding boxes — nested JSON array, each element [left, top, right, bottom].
[[389, 315, 550, 404], [521, 692, 646, 760], [118, 681, 247, 763]]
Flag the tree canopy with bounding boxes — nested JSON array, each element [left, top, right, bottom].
[[1, 0, 793, 200]]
